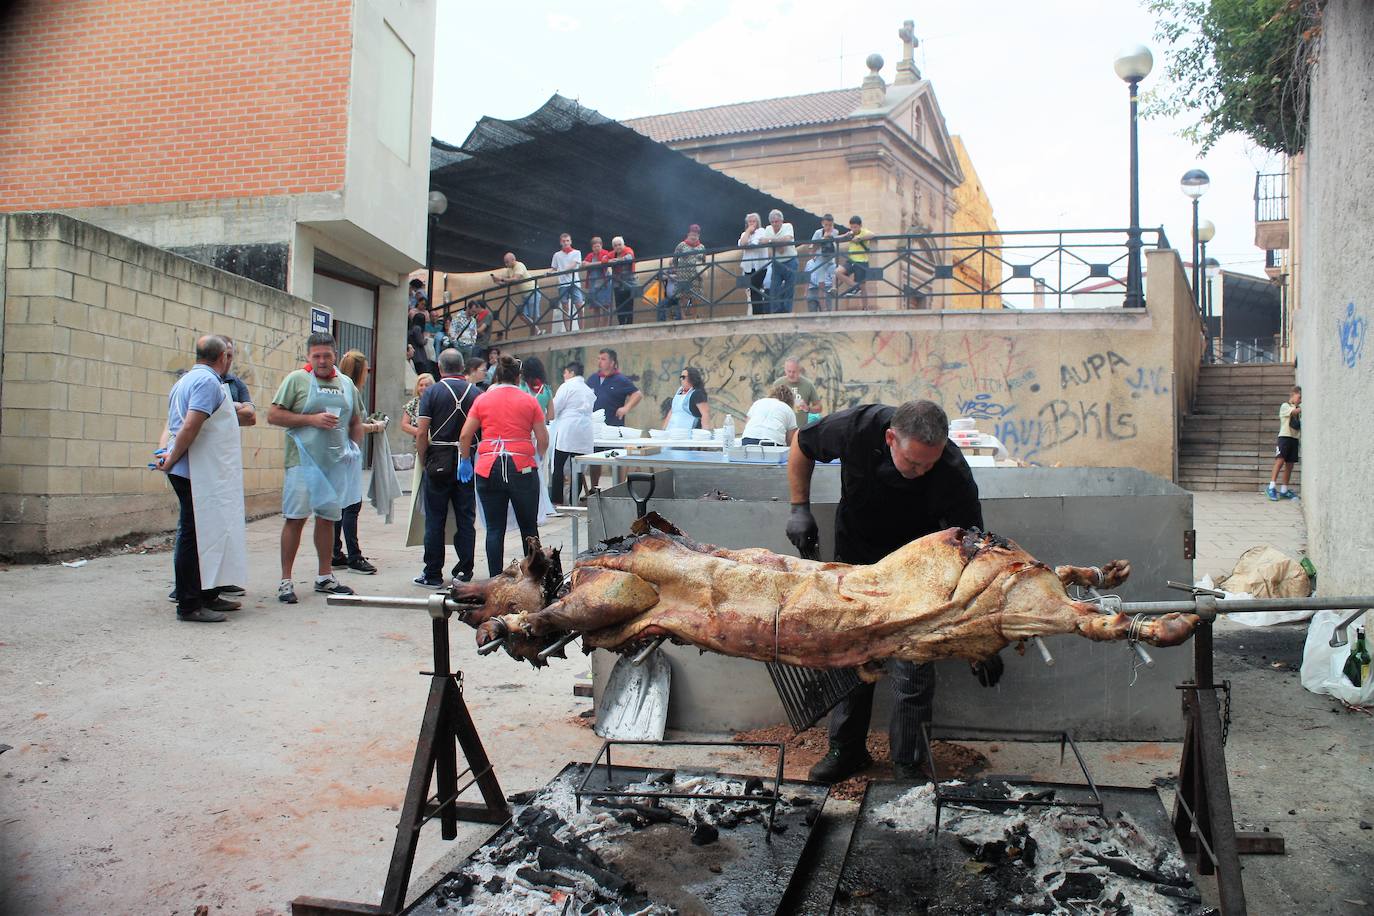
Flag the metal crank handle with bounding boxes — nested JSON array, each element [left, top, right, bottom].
[[327, 592, 461, 620], [631, 636, 667, 666], [1328, 607, 1371, 648], [1030, 636, 1055, 667]]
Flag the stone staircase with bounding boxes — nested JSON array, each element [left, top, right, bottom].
[[1178, 363, 1299, 492]]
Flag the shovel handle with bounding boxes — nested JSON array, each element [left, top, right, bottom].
[[626, 473, 655, 519]]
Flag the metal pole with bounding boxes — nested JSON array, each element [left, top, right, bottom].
[[1191, 198, 1201, 308], [1200, 238, 1210, 328], [426, 214, 437, 311], [1124, 76, 1145, 308]]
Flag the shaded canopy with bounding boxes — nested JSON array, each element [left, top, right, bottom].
[[429, 94, 823, 272]]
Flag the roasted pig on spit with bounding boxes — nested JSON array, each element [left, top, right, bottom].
[[451, 513, 1199, 672]]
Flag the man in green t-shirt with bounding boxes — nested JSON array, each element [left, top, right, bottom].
[[267, 332, 365, 604], [773, 357, 822, 429]]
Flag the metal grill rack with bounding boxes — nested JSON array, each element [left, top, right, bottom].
[[575, 738, 788, 838], [919, 724, 1105, 833]]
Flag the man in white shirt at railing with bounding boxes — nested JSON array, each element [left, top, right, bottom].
[[550, 232, 583, 334], [760, 209, 798, 314]]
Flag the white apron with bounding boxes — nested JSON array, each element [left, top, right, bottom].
[[187, 384, 248, 590]]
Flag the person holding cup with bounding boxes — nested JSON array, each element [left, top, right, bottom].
[[266, 332, 364, 604]]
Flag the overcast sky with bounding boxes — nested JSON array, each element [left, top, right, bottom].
[[432, 0, 1282, 277]]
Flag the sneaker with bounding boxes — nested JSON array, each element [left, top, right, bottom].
[[1266, 483, 1279, 501], [168, 589, 177, 603], [219, 585, 246, 596], [451, 569, 474, 583], [278, 581, 298, 604], [204, 596, 241, 612], [331, 552, 348, 566], [807, 744, 874, 784], [413, 574, 445, 589], [177, 608, 227, 623], [314, 577, 355, 596], [1280, 489, 1299, 500], [347, 557, 378, 575], [892, 761, 929, 782]]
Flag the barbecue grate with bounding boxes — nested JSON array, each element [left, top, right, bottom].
[[765, 662, 864, 733]]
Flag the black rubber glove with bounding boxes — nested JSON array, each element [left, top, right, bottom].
[[785, 504, 819, 556], [971, 653, 1004, 688]]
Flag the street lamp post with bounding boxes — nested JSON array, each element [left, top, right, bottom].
[[426, 190, 449, 310], [1197, 218, 1216, 324], [1115, 45, 1153, 309], [1204, 256, 1221, 356], [1180, 169, 1210, 311]]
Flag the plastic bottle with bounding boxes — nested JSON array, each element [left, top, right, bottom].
[[723, 414, 736, 447]]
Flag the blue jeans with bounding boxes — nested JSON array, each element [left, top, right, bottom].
[[423, 469, 476, 580], [475, 457, 541, 577], [768, 257, 798, 313]]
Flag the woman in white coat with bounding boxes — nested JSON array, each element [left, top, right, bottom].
[[549, 359, 597, 505]]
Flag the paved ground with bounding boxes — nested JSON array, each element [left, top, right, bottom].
[[1, 488, 1369, 915]]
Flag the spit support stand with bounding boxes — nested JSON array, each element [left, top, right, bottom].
[[918, 724, 1104, 834], [291, 591, 510, 916], [574, 739, 788, 840]]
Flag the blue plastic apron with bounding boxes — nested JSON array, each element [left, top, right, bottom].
[[667, 388, 698, 430], [286, 371, 363, 520]]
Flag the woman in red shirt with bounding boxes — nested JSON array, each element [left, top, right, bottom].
[[458, 356, 550, 576]]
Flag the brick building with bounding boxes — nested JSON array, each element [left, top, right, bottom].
[[0, 0, 436, 555], [0, 0, 435, 382]]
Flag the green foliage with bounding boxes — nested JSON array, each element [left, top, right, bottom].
[[1144, 0, 1318, 154]]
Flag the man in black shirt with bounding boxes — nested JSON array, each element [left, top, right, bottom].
[[414, 349, 482, 588], [786, 399, 1001, 782]]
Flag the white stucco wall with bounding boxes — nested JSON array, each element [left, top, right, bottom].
[[340, 0, 436, 267], [1296, 0, 1374, 596]]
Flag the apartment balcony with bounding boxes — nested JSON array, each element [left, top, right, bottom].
[[1254, 171, 1289, 250]]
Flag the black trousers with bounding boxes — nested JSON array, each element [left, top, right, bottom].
[[332, 500, 362, 563], [827, 660, 936, 765], [746, 267, 768, 313], [423, 470, 476, 581], [475, 457, 541, 577], [613, 284, 634, 325], [169, 474, 215, 613], [550, 449, 583, 505]]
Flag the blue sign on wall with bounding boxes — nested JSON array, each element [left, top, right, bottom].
[[310, 306, 332, 335]]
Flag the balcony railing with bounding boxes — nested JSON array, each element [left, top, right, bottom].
[[430, 227, 1171, 345], [1255, 172, 1289, 223]]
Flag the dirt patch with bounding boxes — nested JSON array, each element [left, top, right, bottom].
[[732, 725, 988, 800], [1105, 742, 1179, 764]]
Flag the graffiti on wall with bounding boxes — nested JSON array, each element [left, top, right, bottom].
[[528, 326, 1170, 471], [1338, 302, 1367, 368]]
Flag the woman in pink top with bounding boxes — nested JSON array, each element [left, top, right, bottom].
[[458, 356, 550, 576]]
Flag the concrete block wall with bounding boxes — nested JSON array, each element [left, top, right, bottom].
[[0, 213, 313, 557]]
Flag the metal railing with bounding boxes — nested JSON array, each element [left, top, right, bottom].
[[1254, 172, 1289, 223], [429, 227, 1171, 345], [1213, 336, 1280, 364]]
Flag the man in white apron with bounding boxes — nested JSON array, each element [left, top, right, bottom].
[[154, 335, 251, 623], [267, 332, 364, 604]]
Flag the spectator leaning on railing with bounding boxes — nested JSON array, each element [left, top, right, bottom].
[[760, 209, 798, 314], [550, 233, 583, 333], [738, 212, 769, 316], [491, 252, 543, 334], [806, 213, 841, 312], [583, 236, 614, 329], [668, 224, 706, 321], [609, 236, 636, 326]]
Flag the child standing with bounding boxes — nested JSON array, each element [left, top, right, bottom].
[[1267, 385, 1302, 500]]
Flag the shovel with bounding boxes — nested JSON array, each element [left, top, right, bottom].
[[594, 473, 672, 740]]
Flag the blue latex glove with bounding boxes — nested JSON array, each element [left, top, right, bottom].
[[458, 458, 474, 483]]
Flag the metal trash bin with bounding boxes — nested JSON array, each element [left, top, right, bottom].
[[589, 465, 1192, 740]]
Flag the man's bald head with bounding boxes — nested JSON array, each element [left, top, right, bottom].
[[195, 335, 228, 363]]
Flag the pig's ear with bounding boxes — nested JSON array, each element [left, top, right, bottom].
[[523, 541, 549, 580]]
